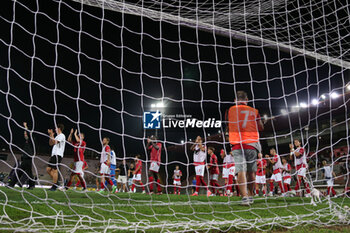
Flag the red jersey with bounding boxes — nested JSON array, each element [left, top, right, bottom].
[[73, 140, 86, 162], [209, 154, 220, 174], [149, 143, 162, 163], [82, 160, 87, 169], [256, 158, 267, 176], [135, 160, 142, 174]]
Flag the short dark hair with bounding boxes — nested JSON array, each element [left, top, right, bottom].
[[236, 91, 248, 101], [208, 147, 215, 153], [104, 137, 110, 142], [57, 123, 64, 131], [135, 154, 140, 159]]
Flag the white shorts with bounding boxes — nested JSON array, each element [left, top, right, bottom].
[[173, 180, 181, 185], [73, 161, 84, 174], [222, 168, 228, 179], [133, 174, 141, 181], [117, 175, 127, 184], [210, 174, 219, 181], [283, 178, 291, 185], [195, 165, 205, 177], [229, 167, 235, 176], [150, 161, 160, 173], [270, 173, 282, 182], [327, 179, 334, 187], [256, 175, 266, 184], [100, 163, 110, 175], [297, 167, 306, 177]]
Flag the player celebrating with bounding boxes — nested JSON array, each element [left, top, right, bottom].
[[172, 165, 182, 195], [147, 135, 162, 194], [98, 137, 117, 193], [130, 155, 145, 193], [255, 153, 267, 197], [267, 148, 285, 196], [228, 91, 264, 205], [64, 129, 87, 190], [322, 160, 337, 197], [220, 148, 237, 196], [191, 136, 211, 197], [281, 158, 292, 194], [47, 124, 66, 191], [207, 147, 220, 196], [289, 139, 311, 197]]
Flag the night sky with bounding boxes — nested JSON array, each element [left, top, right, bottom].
[[0, 0, 349, 161]]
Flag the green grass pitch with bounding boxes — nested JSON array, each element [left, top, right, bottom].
[[0, 187, 350, 232]]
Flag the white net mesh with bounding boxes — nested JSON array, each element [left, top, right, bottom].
[[0, 0, 350, 232]]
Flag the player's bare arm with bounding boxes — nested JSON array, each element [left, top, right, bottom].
[[48, 129, 56, 146], [67, 128, 74, 143], [74, 129, 80, 143]]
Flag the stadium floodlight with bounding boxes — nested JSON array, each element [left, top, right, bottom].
[[180, 140, 184, 144], [218, 130, 221, 133], [263, 114, 268, 121], [291, 106, 299, 112], [281, 109, 288, 115], [321, 94, 327, 100], [311, 99, 319, 106], [299, 102, 308, 108], [330, 92, 339, 99], [346, 84, 350, 91]]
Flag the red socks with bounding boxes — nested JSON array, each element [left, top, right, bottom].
[[156, 179, 162, 192], [270, 181, 274, 192], [149, 176, 154, 192], [278, 182, 285, 193]]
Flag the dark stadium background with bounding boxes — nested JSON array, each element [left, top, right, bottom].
[[0, 0, 349, 181]]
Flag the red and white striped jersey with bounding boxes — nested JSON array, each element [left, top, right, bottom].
[[173, 170, 182, 181]]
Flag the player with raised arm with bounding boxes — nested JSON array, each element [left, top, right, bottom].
[[172, 165, 182, 195], [147, 135, 163, 194], [281, 158, 292, 194], [47, 124, 66, 191], [191, 136, 211, 197], [322, 160, 337, 197], [289, 139, 311, 197], [130, 155, 145, 193], [207, 147, 220, 196], [7, 122, 35, 189], [255, 153, 267, 197], [98, 137, 117, 193], [267, 148, 285, 196], [64, 128, 87, 191], [228, 91, 264, 205]]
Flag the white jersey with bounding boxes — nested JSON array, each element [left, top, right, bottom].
[[272, 154, 283, 171], [100, 145, 110, 164], [193, 145, 206, 164], [294, 147, 307, 167], [324, 166, 333, 178], [110, 150, 116, 166], [223, 154, 235, 168], [173, 170, 182, 180], [51, 133, 66, 157]]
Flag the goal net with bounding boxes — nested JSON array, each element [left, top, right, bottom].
[[0, 0, 350, 231]]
